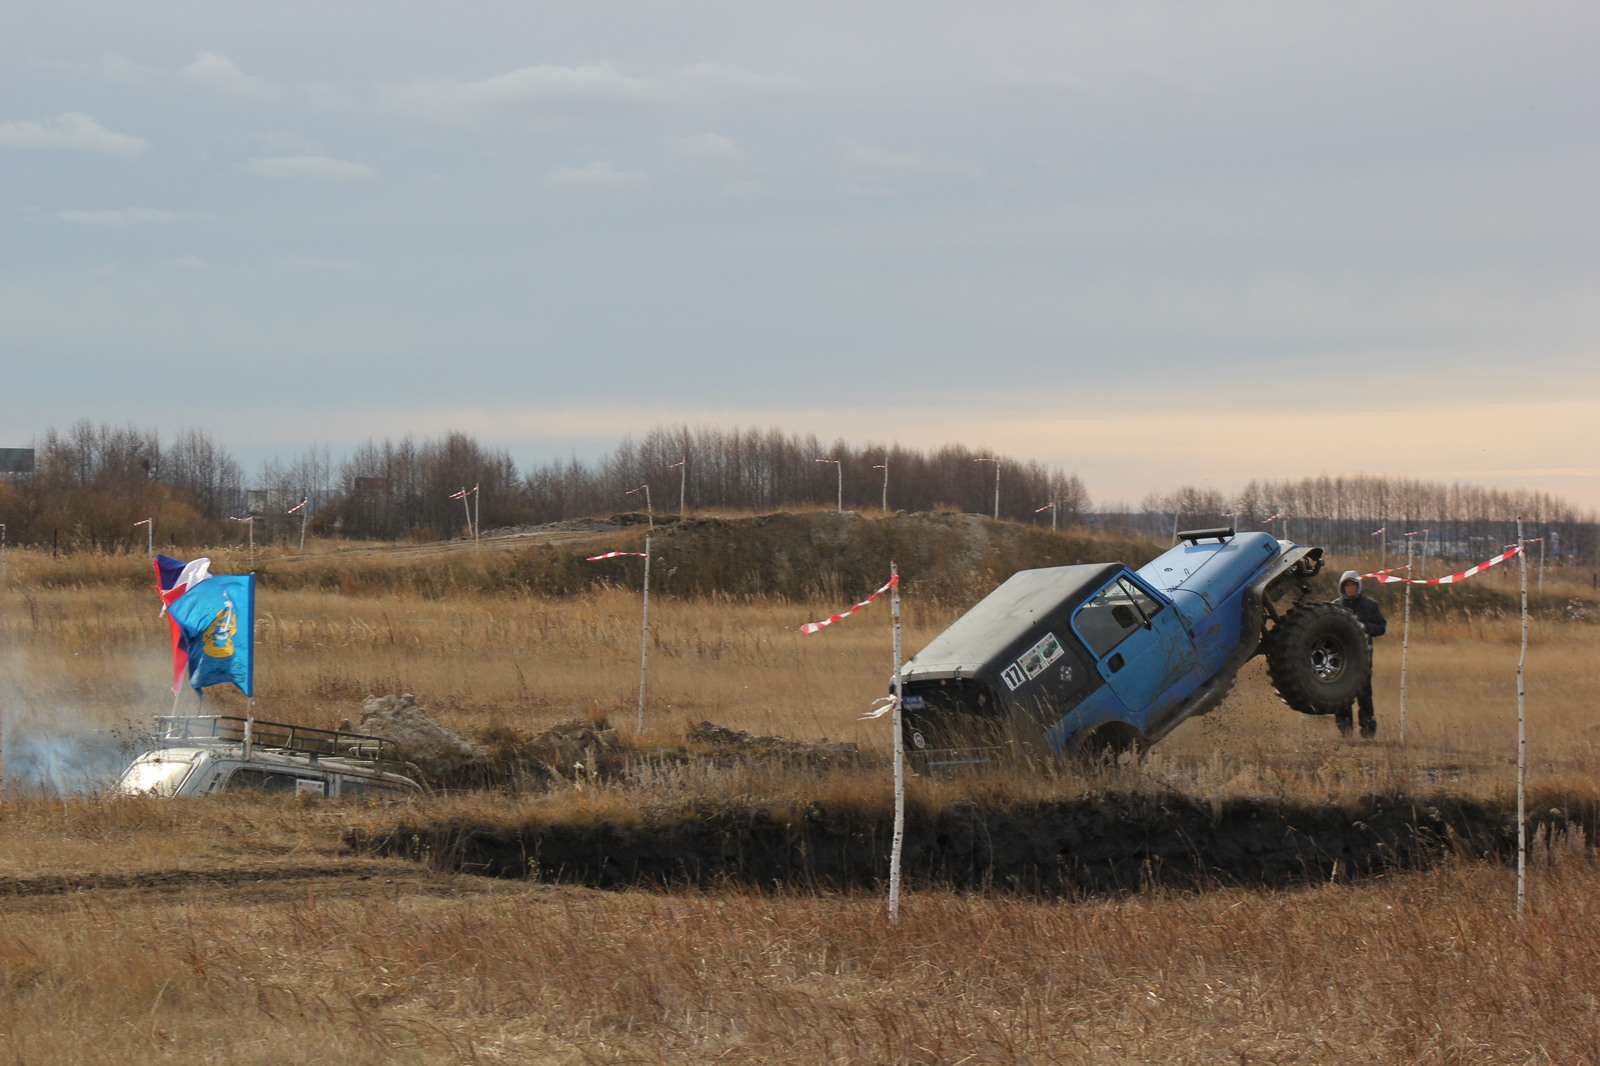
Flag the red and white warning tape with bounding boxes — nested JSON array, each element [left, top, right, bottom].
[[587, 551, 648, 560], [1363, 545, 1522, 585], [800, 574, 899, 634]]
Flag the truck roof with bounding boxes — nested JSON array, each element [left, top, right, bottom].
[[905, 562, 1121, 677]]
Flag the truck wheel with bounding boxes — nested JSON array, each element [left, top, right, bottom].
[[1265, 602, 1370, 715]]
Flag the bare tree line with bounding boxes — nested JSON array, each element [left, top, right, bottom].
[[3, 421, 1593, 564], [1125, 475, 1596, 563]]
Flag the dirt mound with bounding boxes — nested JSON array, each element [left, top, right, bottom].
[[592, 511, 1158, 604], [359, 693, 489, 784], [685, 721, 861, 767], [524, 717, 626, 778]]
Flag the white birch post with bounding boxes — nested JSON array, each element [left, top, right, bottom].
[[625, 484, 655, 733], [889, 561, 905, 924], [1400, 534, 1414, 744], [1516, 516, 1528, 921], [453, 488, 472, 540], [230, 516, 255, 568]]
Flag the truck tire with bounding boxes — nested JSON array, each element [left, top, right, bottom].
[[1265, 602, 1370, 715]]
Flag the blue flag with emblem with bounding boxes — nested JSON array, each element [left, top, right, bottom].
[[165, 572, 255, 696]]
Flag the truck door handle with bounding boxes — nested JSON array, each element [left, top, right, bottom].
[[1107, 653, 1125, 672]]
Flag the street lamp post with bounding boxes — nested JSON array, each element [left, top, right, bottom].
[[974, 458, 999, 520], [1160, 497, 1181, 545], [816, 458, 842, 513], [873, 458, 888, 511], [671, 459, 687, 520]]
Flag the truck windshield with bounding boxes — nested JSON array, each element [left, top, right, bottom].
[[1074, 577, 1164, 658], [117, 753, 199, 796]]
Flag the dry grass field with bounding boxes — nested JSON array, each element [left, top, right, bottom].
[[1, 526, 1597, 1064]]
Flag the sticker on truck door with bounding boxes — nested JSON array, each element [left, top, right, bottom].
[[1002, 632, 1066, 690]]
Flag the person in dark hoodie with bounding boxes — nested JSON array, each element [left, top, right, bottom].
[[1334, 569, 1386, 738]]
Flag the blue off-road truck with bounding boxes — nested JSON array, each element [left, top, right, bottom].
[[899, 528, 1369, 765]]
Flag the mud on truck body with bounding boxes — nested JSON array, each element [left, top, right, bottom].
[[899, 528, 1369, 767]]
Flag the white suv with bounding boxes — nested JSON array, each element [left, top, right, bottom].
[[116, 716, 422, 799]]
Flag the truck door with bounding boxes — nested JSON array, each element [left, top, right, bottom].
[[1073, 574, 1197, 721]]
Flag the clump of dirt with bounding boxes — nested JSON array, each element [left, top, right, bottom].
[[359, 693, 490, 786], [525, 716, 628, 778]]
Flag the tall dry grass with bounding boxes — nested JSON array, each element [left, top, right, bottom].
[[3, 538, 1600, 1063], [1, 829, 1596, 1064]]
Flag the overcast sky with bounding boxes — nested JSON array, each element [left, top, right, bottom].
[[4, 2, 1597, 511]]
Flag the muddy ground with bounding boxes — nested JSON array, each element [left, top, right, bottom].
[[353, 789, 1598, 896]]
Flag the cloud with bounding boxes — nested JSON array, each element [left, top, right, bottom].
[[676, 62, 804, 96], [276, 256, 361, 274], [57, 208, 211, 226], [840, 140, 983, 181], [243, 155, 376, 181], [179, 51, 279, 97], [94, 53, 158, 84], [165, 255, 208, 270], [388, 62, 657, 122], [0, 112, 147, 157], [722, 180, 769, 198], [671, 132, 744, 163], [546, 161, 649, 191]]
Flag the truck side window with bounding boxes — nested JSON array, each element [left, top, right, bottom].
[[224, 768, 305, 794], [1075, 578, 1163, 658]]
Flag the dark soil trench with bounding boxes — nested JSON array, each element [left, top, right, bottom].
[[352, 790, 1598, 897]]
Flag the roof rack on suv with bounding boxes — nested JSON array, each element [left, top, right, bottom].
[[153, 715, 402, 763]]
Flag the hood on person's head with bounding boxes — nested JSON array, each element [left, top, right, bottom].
[[1339, 570, 1362, 596]]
